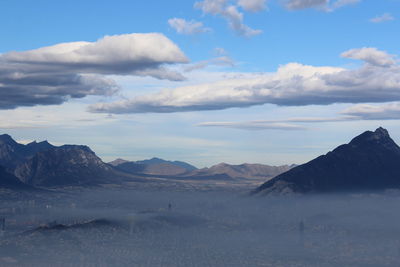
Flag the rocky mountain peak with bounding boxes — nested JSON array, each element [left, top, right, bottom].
[[255, 127, 400, 194], [348, 127, 399, 152]]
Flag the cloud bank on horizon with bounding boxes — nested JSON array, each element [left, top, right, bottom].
[[90, 48, 400, 115]]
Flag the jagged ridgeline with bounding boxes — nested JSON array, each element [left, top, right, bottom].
[[0, 134, 291, 189], [254, 127, 400, 194], [0, 135, 133, 188], [2, 127, 399, 193]]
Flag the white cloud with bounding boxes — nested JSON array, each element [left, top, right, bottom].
[[341, 47, 396, 66], [225, 5, 263, 36], [89, 48, 400, 114], [196, 116, 360, 130], [168, 18, 211, 35], [0, 101, 115, 130], [342, 103, 400, 120], [0, 33, 188, 109], [214, 47, 229, 55], [195, 0, 262, 37], [195, 0, 228, 14], [198, 121, 306, 130], [283, 0, 360, 11], [3, 33, 188, 77], [331, 0, 360, 9], [184, 56, 235, 72], [284, 0, 327, 10], [237, 0, 267, 12], [370, 13, 395, 23]]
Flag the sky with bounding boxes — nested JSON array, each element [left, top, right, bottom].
[[0, 0, 399, 167]]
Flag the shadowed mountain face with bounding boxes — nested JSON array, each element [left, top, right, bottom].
[[255, 127, 400, 194], [0, 134, 140, 188], [0, 165, 32, 190], [14, 145, 115, 187], [0, 134, 54, 170]]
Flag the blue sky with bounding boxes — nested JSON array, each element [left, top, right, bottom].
[[0, 0, 399, 167]]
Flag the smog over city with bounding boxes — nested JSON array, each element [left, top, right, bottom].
[[1, 0, 400, 266]]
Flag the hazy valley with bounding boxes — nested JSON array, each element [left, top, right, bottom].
[[1, 128, 400, 266]]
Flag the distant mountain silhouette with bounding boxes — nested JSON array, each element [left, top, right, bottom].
[[109, 158, 129, 166], [182, 163, 295, 180], [137, 158, 197, 171], [255, 127, 400, 194], [113, 158, 294, 181], [111, 157, 197, 176]]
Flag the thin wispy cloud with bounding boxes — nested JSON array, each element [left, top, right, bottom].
[[195, 0, 262, 37], [342, 102, 400, 120], [330, 0, 360, 9], [237, 0, 267, 12], [184, 56, 235, 72], [197, 103, 400, 131], [284, 0, 360, 11], [196, 116, 360, 130], [284, 0, 327, 10], [168, 18, 211, 35], [370, 13, 395, 23], [198, 121, 307, 130]]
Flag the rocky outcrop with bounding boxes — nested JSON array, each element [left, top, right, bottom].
[[14, 145, 115, 187]]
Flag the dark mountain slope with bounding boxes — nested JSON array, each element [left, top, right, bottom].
[[255, 127, 400, 194], [0, 134, 54, 170], [0, 165, 32, 190]]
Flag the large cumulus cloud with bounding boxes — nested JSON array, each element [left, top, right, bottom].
[[0, 33, 188, 109], [89, 48, 400, 114]]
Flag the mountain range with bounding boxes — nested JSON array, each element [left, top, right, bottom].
[[0, 135, 131, 188], [3, 127, 398, 193], [110, 158, 293, 181], [255, 127, 400, 194], [0, 134, 291, 190], [0, 134, 54, 170]]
